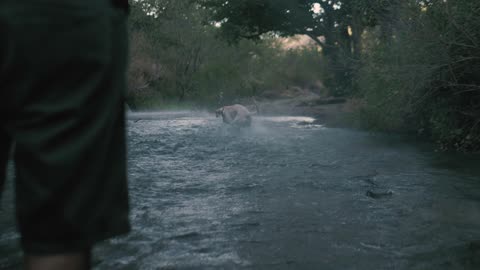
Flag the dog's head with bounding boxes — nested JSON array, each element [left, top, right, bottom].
[[215, 107, 224, 118]]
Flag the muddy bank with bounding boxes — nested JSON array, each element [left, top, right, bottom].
[[253, 89, 357, 127]]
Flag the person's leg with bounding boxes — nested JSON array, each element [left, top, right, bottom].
[[1, 2, 130, 269], [0, 10, 13, 196], [24, 251, 91, 270]]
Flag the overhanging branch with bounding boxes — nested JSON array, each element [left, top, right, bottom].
[[305, 33, 325, 51]]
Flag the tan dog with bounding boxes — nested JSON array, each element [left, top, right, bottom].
[[215, 104, 254, 127]]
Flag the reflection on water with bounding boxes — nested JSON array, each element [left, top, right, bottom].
[[256, 116, 316, 122], [1, 111, 480, 269]]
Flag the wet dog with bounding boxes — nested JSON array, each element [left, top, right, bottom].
[[215, 104, 254, 127]]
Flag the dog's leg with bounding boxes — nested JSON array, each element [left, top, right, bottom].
[[222, 111, 234, 124]]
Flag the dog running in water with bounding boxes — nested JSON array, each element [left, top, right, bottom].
[[215, 104, 255, 127]]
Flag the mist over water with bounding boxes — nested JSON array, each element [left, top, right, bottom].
[[1, 111, 480, 269]]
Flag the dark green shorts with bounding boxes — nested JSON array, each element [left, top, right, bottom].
[[0, 1, 130, 255]]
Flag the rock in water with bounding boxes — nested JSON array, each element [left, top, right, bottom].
[[366, 190, 393, 199]]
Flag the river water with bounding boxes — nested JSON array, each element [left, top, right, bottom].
[[1, 111, 480, 269]]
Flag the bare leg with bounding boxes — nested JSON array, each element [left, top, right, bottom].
[[24, 251, 91, 270]]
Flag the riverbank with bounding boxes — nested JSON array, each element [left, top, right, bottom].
[[127, 88, 357, 128], [255, 97, 355, 127], [251, 88, 357, 128]]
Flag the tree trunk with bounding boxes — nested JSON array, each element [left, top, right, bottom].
[[350, 11, 364, 60], [305, 33, 325, 52]]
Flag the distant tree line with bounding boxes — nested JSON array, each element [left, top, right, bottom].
[[127, 0, 327, 109]]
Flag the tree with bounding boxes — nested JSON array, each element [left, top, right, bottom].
[[128, 0, 218, 102], [197, 0, 392, 95]]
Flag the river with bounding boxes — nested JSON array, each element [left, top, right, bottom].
[[1, 111, 480, 269]]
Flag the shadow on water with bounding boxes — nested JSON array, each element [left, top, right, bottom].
[[1, 111, 480, 269]]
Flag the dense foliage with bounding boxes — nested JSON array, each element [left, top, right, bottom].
[[127, 0, 327, 109], [196, 0, 480, 151], [357, 0, 480, 151]]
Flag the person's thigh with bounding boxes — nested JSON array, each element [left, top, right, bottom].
[[1, 3, 130, 255], [0, 130, 12, 195]]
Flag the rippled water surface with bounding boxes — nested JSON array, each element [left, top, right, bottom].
[[1, 111, 480, 269]]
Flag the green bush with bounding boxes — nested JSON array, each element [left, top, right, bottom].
[[356, 0, 480, 151]]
